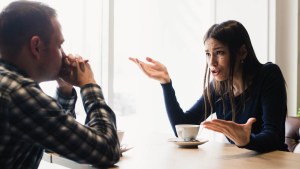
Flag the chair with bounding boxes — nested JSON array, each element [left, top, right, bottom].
[[285, 116, 300, 153]]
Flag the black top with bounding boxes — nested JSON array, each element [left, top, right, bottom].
[[161, 62, 288, 152]]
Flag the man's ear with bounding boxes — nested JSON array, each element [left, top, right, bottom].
[[30, 36, 41, 59]]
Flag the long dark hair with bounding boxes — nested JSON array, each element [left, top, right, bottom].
[[0, 1, 56, 58], [203, 20, 262, 121]]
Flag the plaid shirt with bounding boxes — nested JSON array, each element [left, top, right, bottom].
[[0, 60, 120, 169]]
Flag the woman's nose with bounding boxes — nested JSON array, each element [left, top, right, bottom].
[[208, 55, 217, 67]]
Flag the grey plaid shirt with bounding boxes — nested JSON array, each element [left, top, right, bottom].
[[0, 60, 120, 169]]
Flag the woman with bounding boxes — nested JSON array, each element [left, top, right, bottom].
[[129, 20, 288, 152]]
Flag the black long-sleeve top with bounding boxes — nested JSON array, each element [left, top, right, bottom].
[[162, 62, 288, 152]]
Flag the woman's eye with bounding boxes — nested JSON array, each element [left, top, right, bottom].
[[205, 53, 210, 57], [216, 51, 224, 55]]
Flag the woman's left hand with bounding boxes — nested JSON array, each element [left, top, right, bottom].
[[202, 118, 256, 147]]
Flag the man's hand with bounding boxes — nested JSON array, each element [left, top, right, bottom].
[[59, 54, 96, 87], [56, 78, 73, 96]]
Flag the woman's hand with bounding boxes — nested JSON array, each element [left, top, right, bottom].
[[202, 118, 256, 147], [129, 57, 171, 84]]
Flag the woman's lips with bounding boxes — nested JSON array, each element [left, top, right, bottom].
[[211, 69, 220, 76]]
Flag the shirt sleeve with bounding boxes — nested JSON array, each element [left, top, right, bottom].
[[242, 64, 287, 152], [161, 81, 206, 136], [11, 83, 120, 167], [55, 87, 77, 118]]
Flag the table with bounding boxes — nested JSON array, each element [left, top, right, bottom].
[[40, 131, 300, 169], [40, 153, 97, 169]]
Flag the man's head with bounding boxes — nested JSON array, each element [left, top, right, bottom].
[[0, 0, 65, 82]]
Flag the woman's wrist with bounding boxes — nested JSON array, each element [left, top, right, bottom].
[[160, 72, 171, 84], [160, 79, 171, 84]]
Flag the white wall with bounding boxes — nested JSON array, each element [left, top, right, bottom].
[[209, 0, 299, 116], [274, 0, 299, 116], [214, 0, 269, 63]]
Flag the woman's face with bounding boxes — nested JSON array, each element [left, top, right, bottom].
[[204, 38, 231, 81]]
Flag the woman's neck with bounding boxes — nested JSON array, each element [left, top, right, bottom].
[[233, 73, 245, 96]]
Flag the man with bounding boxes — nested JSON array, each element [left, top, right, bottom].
[[0, 1, 120, 168]]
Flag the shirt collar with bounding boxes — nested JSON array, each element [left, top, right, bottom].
[[0, 59, 30, 78]]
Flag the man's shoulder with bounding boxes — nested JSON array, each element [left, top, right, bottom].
[[0, 64, 36, 90]]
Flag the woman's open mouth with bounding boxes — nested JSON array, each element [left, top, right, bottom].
[[211, 69, 220, 76]]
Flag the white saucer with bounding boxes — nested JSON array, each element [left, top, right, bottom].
[[168, 138, 208, 148], [120, 144, 133, 153]]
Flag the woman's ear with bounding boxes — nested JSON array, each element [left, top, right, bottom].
[[30, 36, 41, 59], [239, 44, 247, 61]]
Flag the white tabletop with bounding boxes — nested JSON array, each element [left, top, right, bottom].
[[39, 160, 70, 169], [39, 131, 300, 169]]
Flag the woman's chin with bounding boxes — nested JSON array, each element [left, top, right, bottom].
[[214, 77, 227, 82]]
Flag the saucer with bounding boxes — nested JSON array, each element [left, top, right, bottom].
[[120, 144, 133, 153], [168, 138, 208, 148]]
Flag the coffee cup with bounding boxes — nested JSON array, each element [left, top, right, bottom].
[[175, 124, 200, 141], [117, 130, 125, 143]]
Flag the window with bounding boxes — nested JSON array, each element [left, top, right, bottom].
[[0, 0, 108, 124], [114, 0, 215, 134], [1, 0, 273, 138], [39, 0, 108, 124], [113, 0, 271, 136]]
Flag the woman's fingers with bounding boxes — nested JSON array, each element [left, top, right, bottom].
[[128, 57, 138, 63], [202, 120, 232, 134], [129, 57, 170, 83], [129, 58, 151, 72], [246, 118, 256, 126], [146, 57, 155, 63], [202, 118, 256, 146]]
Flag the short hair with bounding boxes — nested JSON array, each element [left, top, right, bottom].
[[0, 0, 57, 58]]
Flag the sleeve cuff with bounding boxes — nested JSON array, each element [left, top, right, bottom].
[[56, 88, 77, 100], [237, 134, 254, 149]]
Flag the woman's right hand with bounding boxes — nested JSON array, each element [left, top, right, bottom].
[[129, 57, 171, 84]]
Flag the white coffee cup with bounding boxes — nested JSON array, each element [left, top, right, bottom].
[[117, 130, 125, 143], [175, 124, 200, 141]]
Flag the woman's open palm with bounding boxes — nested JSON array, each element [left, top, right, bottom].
[[129, 57, 171, 84], [202, 118, 256, 147]]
